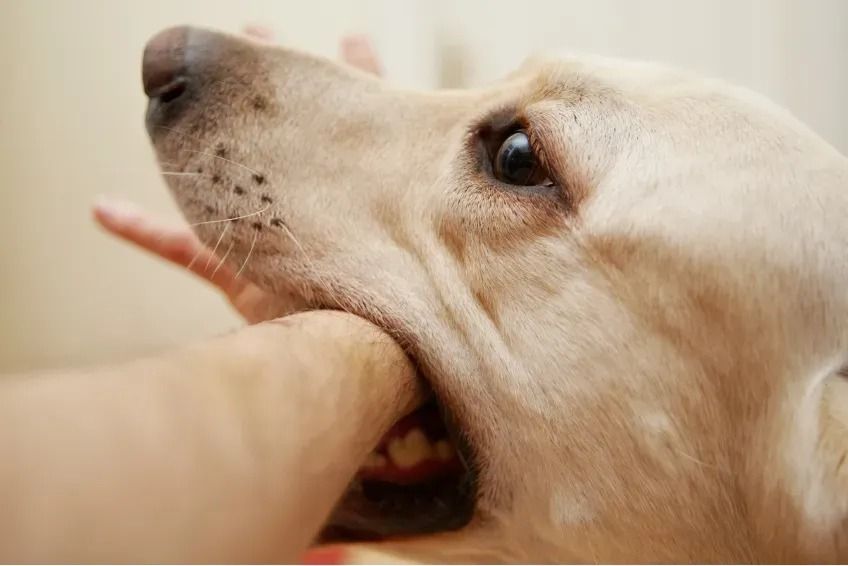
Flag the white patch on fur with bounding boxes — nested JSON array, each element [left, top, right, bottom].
[[550, 489, 594, 526], [641, 410, 673, 435], [783, 359, 846, 531]]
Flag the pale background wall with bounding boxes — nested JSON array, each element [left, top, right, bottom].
[[1, 0, 846, 372]]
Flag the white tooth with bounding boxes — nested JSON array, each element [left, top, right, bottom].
[[404, 428, 433, 461], [434, 440, 454, 461], [387, 428, 433, 469], [363, 452, 387, 468], [386, 438, 413, 468]]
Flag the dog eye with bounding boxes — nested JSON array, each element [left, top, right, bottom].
[[493, 131, 550, 186]]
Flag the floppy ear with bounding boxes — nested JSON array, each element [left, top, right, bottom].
[[757, 364, 848, 562], [817, 371, 848, 496], [802, 369, 848, 558]]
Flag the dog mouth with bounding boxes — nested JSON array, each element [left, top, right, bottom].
[[317, 329, 478, 542], [144, 151, 479, 542], [141, 24, 480, 548], [146, 137, 479, 541]]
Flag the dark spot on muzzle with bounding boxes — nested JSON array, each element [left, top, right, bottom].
[[252, 95, 269, 111]]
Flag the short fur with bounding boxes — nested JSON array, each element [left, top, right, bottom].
[[150, 28, 848, 563]]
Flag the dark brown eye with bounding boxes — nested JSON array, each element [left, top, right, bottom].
[[493, 131, 550, 186]]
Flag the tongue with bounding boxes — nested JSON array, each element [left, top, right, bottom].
[[357, 404, 460, 484]]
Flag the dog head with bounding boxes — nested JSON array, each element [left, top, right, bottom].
[[143, 27, 848, 562]]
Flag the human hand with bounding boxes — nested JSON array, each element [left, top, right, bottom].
[[0, 310, 422, 562]]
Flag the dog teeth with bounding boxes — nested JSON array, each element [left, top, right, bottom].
[[363, 451, 387, 469], [364, 428, 456, 471], [386, 428, 434, 469], [434, 440, 454, 461]]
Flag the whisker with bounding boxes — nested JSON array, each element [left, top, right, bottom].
[[185, 233, 211, 270], [674, 448, 728, 475], [160, 171, 203, 177], [278, 222, 343, 311], [154, 124, 207, 145], [189, 203, 271, 227], [184, 149, 263, 176], [154, 124, 263, 176], [235, 230, 259, 278], [205, 224, 230, 270], [278, 222, 315, 272], [211, 241, 235, 278]]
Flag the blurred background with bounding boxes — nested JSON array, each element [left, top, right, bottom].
[[1, 0, 846, 372]]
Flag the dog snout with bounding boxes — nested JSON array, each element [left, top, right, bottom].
[[143, 26, 252, 132], [142, 26, 191, 102]]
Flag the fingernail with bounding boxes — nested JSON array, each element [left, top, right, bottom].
[[243, 24, 275, 43], [94, 196, 141, 223], [301, 545, 346, 564]]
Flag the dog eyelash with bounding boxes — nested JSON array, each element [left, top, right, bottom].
[[463, 107, 570, 208], [525, 131, 555, 184], [464, 104, 523, 142], [466, 108, 546, 173]]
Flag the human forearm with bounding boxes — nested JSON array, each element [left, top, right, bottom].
[[0, 311, 421, 562]]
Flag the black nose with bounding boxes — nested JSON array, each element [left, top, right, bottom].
[[142, 26, 189, 102]]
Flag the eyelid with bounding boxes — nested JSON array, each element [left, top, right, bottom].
[[466, 107, 562, 188], [466, 104, 524, 138], [464, 106, 573, 210], [525, 130, 553, 180]]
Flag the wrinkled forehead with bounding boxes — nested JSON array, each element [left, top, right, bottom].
[[509, 54, 846, 279]]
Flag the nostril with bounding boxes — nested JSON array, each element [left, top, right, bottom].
[[155, 77, 187, 103], [142, 26, 189, 98]]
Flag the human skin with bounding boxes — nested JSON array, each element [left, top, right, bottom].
[[0, 310, 422, 563]]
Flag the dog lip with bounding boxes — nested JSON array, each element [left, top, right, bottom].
[[309, 302, 479, 537], [306, 302, 472, 464]]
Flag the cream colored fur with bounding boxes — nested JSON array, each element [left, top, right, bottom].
[[151, 29, 848, 563]]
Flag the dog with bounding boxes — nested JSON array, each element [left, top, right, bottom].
[[142, 26, 848, 563]]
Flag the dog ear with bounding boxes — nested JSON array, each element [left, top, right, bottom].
[[798, 368, 848, 558], [754, 366, 848, 561], [816, 369, 848, 493]]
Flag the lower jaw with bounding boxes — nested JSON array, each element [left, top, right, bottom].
[[319, 400, 477, 542]]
